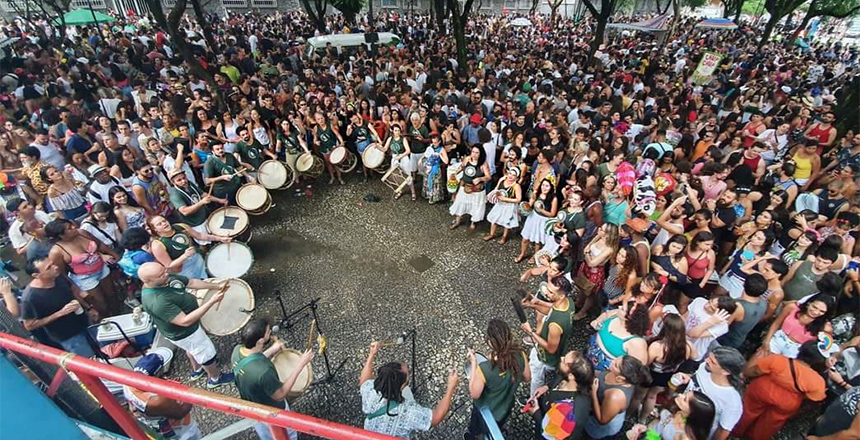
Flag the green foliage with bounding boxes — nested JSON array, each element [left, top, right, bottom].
[[685, 0, 707, 8], [330, 0, 365, 17], [808, 0, 860, 19], [741, 0, 765, 15]]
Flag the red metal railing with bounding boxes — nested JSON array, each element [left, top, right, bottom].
[[0, 332, 398, 440]]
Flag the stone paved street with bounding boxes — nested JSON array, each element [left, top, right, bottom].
[[164, 175, 817, 440]]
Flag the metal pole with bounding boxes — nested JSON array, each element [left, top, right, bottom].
[[269, 424, 291, 440], [75, 371, 149, 440], [0, 332, 400, 440]]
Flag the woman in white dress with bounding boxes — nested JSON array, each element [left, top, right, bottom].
[[380, 124, 415, 200], [484, 167, 523, 244], [450, 145, 492, 230], [516, 178, 559, 263], [217, 111, 242, 153]]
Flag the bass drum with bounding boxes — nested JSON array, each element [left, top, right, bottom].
[[193, 278, 255, 336], [258, 160, 295, 190], [206, 242, 254, 279], [207, 206, 251, 242]]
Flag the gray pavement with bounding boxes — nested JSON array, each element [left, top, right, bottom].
[[164, 174, 818, 440]]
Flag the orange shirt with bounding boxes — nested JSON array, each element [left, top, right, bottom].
[[757, 354, 826, 403]]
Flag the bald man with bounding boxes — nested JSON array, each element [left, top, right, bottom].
[[139, 262, 235, 389]]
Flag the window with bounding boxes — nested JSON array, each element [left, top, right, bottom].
[[222, 0, 248, 7], [0, 0, 41, 13], [251, 0, 275, 7], [161, 0, 176, 7], [381, 0, 397, 7], [70, 0, 107, 8]]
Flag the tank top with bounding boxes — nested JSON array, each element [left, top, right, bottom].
[[389, 137, 405, 155], [252, 125, 270, 146], [719, 298, 768, 348], [57, 240, 104, 276], [793, 152, 813, 179], [598, 316, 641, 358], [594, 371, 633, 418], [782, 310, 816, 344], [818, 192, 847, 219], [157, 225, 197, 260], [742, 154, 761, 172], [807, 123, 833, 146], [783, 260, 822, 301], [224, 122, 239, 152], [686, 250, 710, 280], [602, 266, 625, 302]]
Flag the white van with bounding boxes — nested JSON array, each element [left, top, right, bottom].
[[304, 33, 401, 57]]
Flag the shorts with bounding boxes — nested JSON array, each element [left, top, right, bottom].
[[718, 272, 745, 299], [69, 264, 110, 292], [649, 370, 675, 388], [409, 153, 423, 174], [170, 326, 217, 365], [678, 278, 706, 299]]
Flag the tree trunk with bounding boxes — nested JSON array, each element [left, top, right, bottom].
[[190, 0, 218, 54], [452, 12, 467, 77], [788, 8, 815, 44], [590, 15, 607, 62], [300, 0, 329, 34], [722, 1, 731, 18], [757, 13, 780, 51], [435, 0, 447, 33], [733, 0, 743, 22]]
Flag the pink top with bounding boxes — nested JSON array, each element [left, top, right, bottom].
[[58, 240, 104, 276], [699, 175, 726, 201], [781, 309, 816, 344]]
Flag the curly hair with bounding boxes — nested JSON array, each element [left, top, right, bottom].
[[624, 303, 651, 337], [613, 245, 638, 289]]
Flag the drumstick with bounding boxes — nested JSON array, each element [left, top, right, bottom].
[[214, 281, 229, 311], [305, 319, 317, 352]]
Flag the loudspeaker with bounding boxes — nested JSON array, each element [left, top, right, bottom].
[[365, 32, 379, 44]]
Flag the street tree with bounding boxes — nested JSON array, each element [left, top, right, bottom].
[[757, 0, 806, 50], [722, 0, 745, 21], [189, 0, 219, 53], [548, 0, 564, 22], [788, 0, 860, 43], [300, 0, 329, 34], [580, 0, 624, 60], [445, 0, 475, 77], [331, 0, 365, 24]]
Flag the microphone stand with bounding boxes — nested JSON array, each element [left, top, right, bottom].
[[275, 291, 346, 385]]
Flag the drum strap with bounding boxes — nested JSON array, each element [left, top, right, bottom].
[[366, 401, 400, 420], [235, 352, 267, 375]]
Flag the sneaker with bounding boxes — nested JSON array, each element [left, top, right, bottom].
[[188, 368, 205, 381], [206, 372, 235, 389]]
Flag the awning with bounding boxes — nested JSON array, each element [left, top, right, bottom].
[[696, 18, 738, 30], [607, 15, 670, 33], [54, 9, 117, 26]]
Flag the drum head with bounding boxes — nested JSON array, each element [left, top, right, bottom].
[[207, 206, 249, 238], [195, 278, 254, 336], [273, 348, 313, 394], [206, 242, 254, 279], [297, 154, 314, 172], [237, 184, 269, 211], [330, 147, 346, 164], [534, 249, 554, 267], [464, 352, 488, 379], [362, 147, 385, 169], [258, 160, 288, 189]]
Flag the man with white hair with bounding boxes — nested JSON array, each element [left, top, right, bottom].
[[139, 262, 234, 389]]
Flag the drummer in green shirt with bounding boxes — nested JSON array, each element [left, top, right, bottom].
[[234, 127, 277, 177], [521, 275, 575, 395], [465, 319, 530, 440], [232, 318, 313, 440], [313, 111, 346, 185], [203, 143, 251, 205], [139, 262, 235, 389], [168, 169, 226, 237]]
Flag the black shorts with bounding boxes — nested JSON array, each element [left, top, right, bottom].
[[678, 278, 707, 299], [650, 370, 676, 388]]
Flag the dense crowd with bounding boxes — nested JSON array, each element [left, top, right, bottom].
[[0, 6, 859, 440]]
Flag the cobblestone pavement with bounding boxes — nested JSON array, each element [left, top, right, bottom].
[[163, 174, 818, 440]]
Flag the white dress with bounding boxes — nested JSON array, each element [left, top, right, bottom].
[[449, 186, 487, 222], [521, 201, 552, 244], [486, 185, 519, 229]]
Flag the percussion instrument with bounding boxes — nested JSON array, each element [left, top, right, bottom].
[[329, 147, 358, 173], [296, 153, 324, 178], [446, 159, 461, 194], [464, 352, 488, 379], [258, 160, 295, 190], [534, 249, 555, 268], [518, 201, 533, 217], [272, 348, 314, 401], [487, 190, 501, 204], [207, 206, 250, 242], [236, 183, 272, 216], [206, 242, 254, 279], [193, 278, 254, 336], [382, 164, 412, 193], [362, 146, 386, 170]]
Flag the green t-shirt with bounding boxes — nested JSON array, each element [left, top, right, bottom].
[[537, 298, 574, 368], [596, 163, 613, 180], [277, 132, 302, 156], [231, 347, 285, 409], [236, 140, 266, 170], [316, 123, 338, 154], [562, 210, 586, 234], [476, 352, 527, 421], [141, 275, 198, 340], [203, 154, 241, 196], [408, 125, 429, 154], [169, 183, 208, 227]]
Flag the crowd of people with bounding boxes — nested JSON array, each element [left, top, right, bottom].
[[0, 5, 859, 440]]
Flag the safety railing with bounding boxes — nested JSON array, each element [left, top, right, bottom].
[[0, 332, 399, 440]]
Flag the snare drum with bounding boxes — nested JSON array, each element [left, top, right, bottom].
[[361, 145, 386, 170], [193, 278, 255, 336], [382, 164, 412, 193], [258, 160, 295, 190], [272, 348, 314, 401], [296, 153, 324, 178], [330, 147, 358, 173], [236, 183, 272, 216], [206, 242, 254, 279], [207, 206, 250, 242]]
